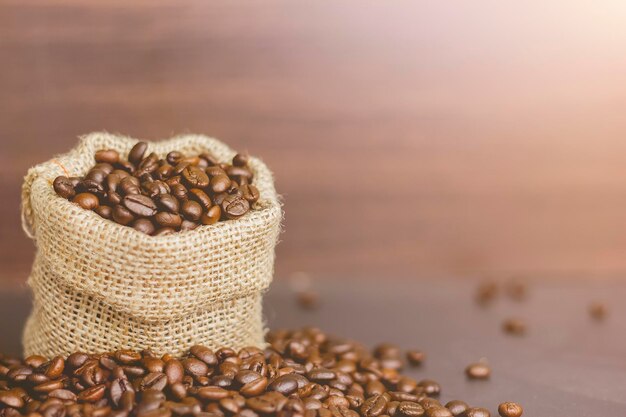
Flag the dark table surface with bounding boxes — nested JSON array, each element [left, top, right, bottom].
[[1, 277, 624, 416]]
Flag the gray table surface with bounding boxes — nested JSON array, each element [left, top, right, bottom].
[[1, 277, 624, 416]]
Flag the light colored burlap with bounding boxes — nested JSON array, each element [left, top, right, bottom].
[[21, 132, 282, 358]]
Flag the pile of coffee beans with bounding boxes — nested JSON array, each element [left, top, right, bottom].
[[53, 142, 260, 235], [0, 328, 521, 417]]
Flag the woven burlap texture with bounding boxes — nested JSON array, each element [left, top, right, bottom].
[[21, 132, 282, 358]]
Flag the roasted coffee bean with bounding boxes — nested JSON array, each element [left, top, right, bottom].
[[406, 351, 425, 367], [208, 174, 230, 194], [465, 363, 490, 380], [129, 142, 148, 165], [188, 188, 212, 210], [444, 400, 468, 416], [166, 151, 183, 165], [497, 402, 522, 417], [137, 153, 159, 176], [156, 195, 179, 213], [589, 302, 607, 321], [155, 212, 182, 229], [268, 374, 300, 395], [73, 193, 99, 210], [398, 401, 425, 417], [95, 205, 113, 219], [182, 358, 209, 376], [143, 181, 170, 198], [464, 408, 491, 417], [424, 407, 451, 417], [133, 219, 156, 235], [502, 318, 526, 336], [153, 228, 175, 236], [232, 153, 249, 167], [123, 194, 157, 217], [416, 380, 440, 396], [240, 184, 260, 204], [201, 206, 221, 225], [95, 149, 120, 164], [0, 389, 25, 408], [190, 346, 218, 366], [180, 220, 199, 231], [361, 394, 387, 417], [181, 200, 203, 222], [78, 384, 106, 402], [112, 205, 135, 226], [221, 195, 250, 220], [182, 166, 210, 188], [53, 176, 76, 199]]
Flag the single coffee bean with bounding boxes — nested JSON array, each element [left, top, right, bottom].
[[153, 227, 175, 236], [53, 176, 76, 199], [268, 374, 299, 395], [112, 205, 135, 225], [497, 402, 523, 417], [361, 394, 387, 417], [227, 166, 253, 183], [444, 400, 468, 416], [200, 152, 219, 166], [424, 407, 451, 417], [221, 195, 250, 220], [180, 220, 199, 231], [201, 206, 221, 225], [73, 193, 99, 210], [95, 149, 120, 164], [465, 408, 491, 417], [182, 166, 210, 188], [188, 188, 212, 210], [502, 318, 526, 336], [93, 162, 114, 175], [232, 153, 249, 167], [77, 384, 106, 402], [156, 194, 179, 213], [123, 194, 157, 217], [154, 212, 182, 229], [132, 219, 156, 235], [136, 152, 159, 175], [80, 179, 105, 195], [417, 380, 440, 396], [589, 302, 607, 321], [0, 389, 25, 408], [465, 362, 490, 380], [129, 142, 148, 165], [240, 184, 260, 204], [166, 151, 183, 165], [196, 386, 229, 400], [182, 358, 208, 376], [143, 181, 170, 198], [205, 166, 226, 177], [398, 401, 425, 417], [406, 350, 425, 367], [181, 200, 203, 222], [210, 174, 231, 193], [190, 346, 218, 366]]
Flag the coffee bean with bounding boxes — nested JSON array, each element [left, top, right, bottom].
[[164, 360, 184, 385], [398, 401, 425, 417], [221, 195, 250, 220], [497, 402, 522, 417], [210, 175, 231, 193], [361, 394, 387, 417], [406, 351, 425, 367], [464, 408, 491, 417], [182, 358, 208, 376], [416, 380, 440, 396], [78, 384, 106, 402], [156, 195, 179, 213], [201, 206, 221, 225], [133, 219, 156, 235], [424, 407, 451, 417], [181, 200, 203, 222], [95, 205, 113, 219], [444, 400, 468, 416], [180, 220, 199, 231], [589, 302, 607, 321], [268, 374, 299, 395], [95, 149, 120, 164], [129, 142, 148, 165], [73, 193, 99, 210], [153, 227, 175, 236], [475, 281, 498, 306], [53, 176, 76, 199], [196, 386, 229, 400], [137, 153, 159, 176], [112, 205, 135, 226], [190, 346, 218, 366], [240, 184, 260, 204], [232, 153, 249, 167], [155, 212, 182, 229], [166, 151, 183, 165], [465, 362, 490, 380], [182, 166, 210, 188], [0, 389, 25, 408], [502, 318, 526, 336], [123, 195, 157, 217]]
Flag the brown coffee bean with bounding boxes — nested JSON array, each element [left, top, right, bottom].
[[123, 194, 157, 217], [95, 205, 113, 219], [95, 149, 120, 164], [49, 388, 78, 401], [188, 188, 211, 210], [232, 153, 249, 167], [154, 212, 182, 229], [464, 408, 491, 417], [137, 153, 159, 175], [156, 194, 179, 213], [589, 302, 607, 321], [129, 142, 148, 165], [221, 195, 250, 220], [210, 175, 231, 193], [153, 227, 175, 236], [143, 181, 170, 198], [73, 193, 99, 210], [196, 386, 229, 400], [181, 200, 203, 222], [133, 219, 155, 235], [180, 220, 199, 231], [113, 205, 135, 225], [444, 401, 468, 416], [139, 373, 167, 391], [502, 318, 527, 336], [465, 362, 490, 380], [53, 176, 76, 199], [190, 346, 218, 366], [240, 377, 268, 397], [78, 384, 106, 402], [205, 166, 226, 177], [497, 402, 523, 417], [0, 389, 25, 408], [398, 401, 425, 417], [182, 358, 208, 376], [67, 352, 89, 369], [166, 151, 183, 165], [240, 184, 260, 204], [417, 380, 440, 396], [361, 394, 387, 417], [406, 350, 425, 367], [201, 206, 221, 225], [182, 166, 209, 188], [268, 374, 299, 395]]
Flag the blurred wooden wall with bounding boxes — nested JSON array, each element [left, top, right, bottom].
[[3, 0, 626, 284]]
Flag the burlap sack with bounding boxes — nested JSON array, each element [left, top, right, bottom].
[[21, 132, 282, 358]]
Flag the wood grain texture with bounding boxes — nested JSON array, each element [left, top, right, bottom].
[[3, 1, 626, 284]]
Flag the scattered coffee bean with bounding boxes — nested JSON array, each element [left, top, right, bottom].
[[465, 362, 490, 380], [498, 402, 523, 417], [53, 142, 261, 234], [476, 281, 498, 306], [502, 318, 527, 336], [444, 400, 468, 416], [505, 280, 527, 301], [465, 407, 491, 417], [406, 350, 425, 367], [589, 302, 607, 321], [297, 290, 320, 310]]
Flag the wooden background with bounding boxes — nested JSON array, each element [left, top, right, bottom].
[[3, 1, 626, 285]]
